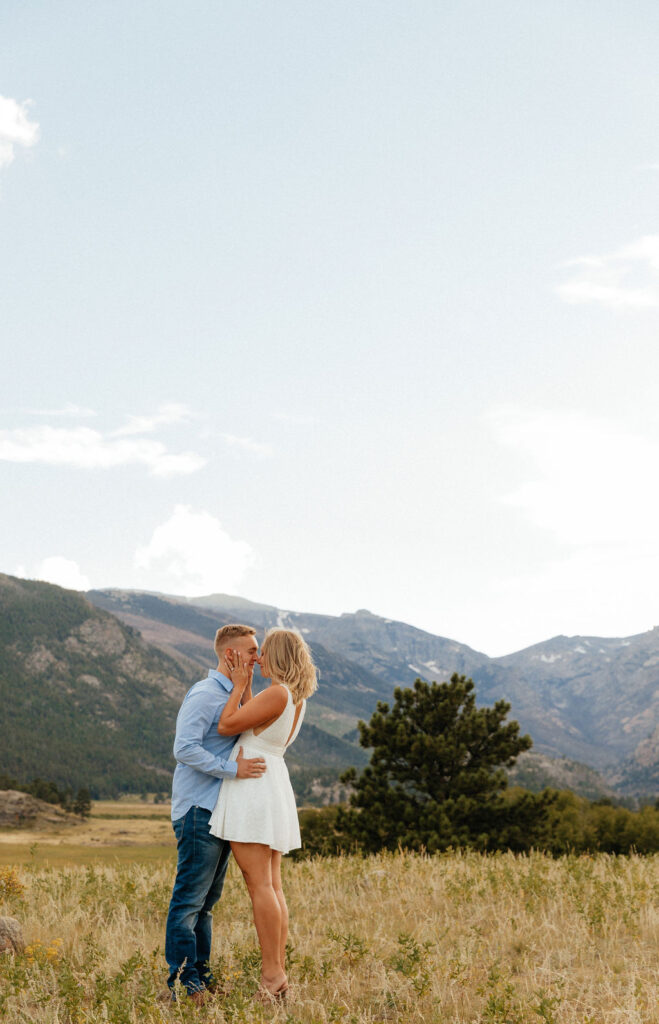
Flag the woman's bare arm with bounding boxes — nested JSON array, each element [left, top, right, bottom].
[[218, 650, 288, 734], [218, 683, 288, 735]]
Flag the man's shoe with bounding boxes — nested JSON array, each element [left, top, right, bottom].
[[204, 979, 229, 998], [188, 989, 208, 1006]]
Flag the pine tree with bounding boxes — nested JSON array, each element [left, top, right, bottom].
[[72, 787, 92, 818], [338, 674, 553, 853]]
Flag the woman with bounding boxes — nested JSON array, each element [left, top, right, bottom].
[[209, 628, 317, 1001]]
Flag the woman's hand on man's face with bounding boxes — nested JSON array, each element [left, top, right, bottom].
[[224, 649, 252, 689]]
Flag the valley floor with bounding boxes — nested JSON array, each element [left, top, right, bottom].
[[0, 829, 657, 1023], [0, 800, 175, 866]]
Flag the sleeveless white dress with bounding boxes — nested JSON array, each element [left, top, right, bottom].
[[208, 687, 306, 855]]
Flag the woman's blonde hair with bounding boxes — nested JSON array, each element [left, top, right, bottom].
[[261, 628, 317, 704]]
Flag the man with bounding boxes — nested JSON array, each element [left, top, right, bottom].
[[165, 623, 266, 1003]]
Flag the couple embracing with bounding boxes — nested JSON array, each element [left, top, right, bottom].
[[165, 624, 316, 1004]]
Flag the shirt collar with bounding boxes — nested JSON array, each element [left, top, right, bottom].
[[207, 668, 233, 693]]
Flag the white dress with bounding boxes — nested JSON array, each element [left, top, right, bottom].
[[209, 687, 306, 855]]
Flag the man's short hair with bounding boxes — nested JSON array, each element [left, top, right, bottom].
[[213, 623, 257, 656]]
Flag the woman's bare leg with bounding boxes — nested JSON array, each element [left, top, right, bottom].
[[271, 851, 288, 972], [230, 841, 287, 993]]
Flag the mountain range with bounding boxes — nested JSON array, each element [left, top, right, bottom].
[[1, 572, 656, 801], [88, 587, 658, 798]]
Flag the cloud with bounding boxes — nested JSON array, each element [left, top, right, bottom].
[[0, 95, 39, 171], [0, 425, 205, 476], [487, 407, 659, 641], [222, 433, 274, 457], [16, 557, 91, 592], [490, 542, 659, 647], [493, 407, 659, 547], [111, 403, 192, 437], [483, 407, 659, 645], [26, 404, 97, 418], [272, 412, 319, 425], [556, 235, 659, 309], [134, 505, 255, 595]]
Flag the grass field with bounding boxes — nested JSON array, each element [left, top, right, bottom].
[[0, 800, 176, 866], [0, 802, 657, 1024]]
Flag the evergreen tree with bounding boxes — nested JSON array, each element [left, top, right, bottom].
[[72, 787, 92, 818], [27, 777, 63, 805], [59, 786, 74, 812], [338, 674, 554, 853]]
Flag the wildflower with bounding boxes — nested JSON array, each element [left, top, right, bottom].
[[0, 866, 25, 903]]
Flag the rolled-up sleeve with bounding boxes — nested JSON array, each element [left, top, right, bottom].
[[173, 690, 238, 779]]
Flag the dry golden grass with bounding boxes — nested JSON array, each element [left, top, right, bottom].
[[90, 800, 173, 819], [1, 848, 657, 1023], [0, 801, 175, 865]]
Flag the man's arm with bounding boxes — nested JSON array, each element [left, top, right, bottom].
[[173, 690, 265, 779]]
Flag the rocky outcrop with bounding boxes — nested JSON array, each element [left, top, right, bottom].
[[0, 791, 75, 829], [508, 751, 617, 801], [65, 616, 127, 657], [0, 917, 24, 954], [633, 724, 659, 768]]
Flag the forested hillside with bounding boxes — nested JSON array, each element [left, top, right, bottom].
[[0, 575, 367, 800], [0, 574, 192, 795]]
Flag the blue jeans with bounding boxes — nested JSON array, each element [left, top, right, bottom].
[[165, 806, 231, 994]]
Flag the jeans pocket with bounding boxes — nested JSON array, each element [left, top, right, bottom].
[[172, 811, 188, 840]]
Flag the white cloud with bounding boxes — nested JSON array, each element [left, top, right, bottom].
[[222, 433, 274, 457], [488, 407, 659, 644], [134, 505, 255, 595], [272, 412, 319, 425], [26, 404, 97, 418], [493, 407, 659, 546], [112, 403, 192, 437], [556, 235, 659, 309], [487, 536, 659, 651], [0, 95, 39, 171], [16, 557, 91, 592], [0, 425, 205, 476]]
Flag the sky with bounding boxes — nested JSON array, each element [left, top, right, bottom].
[[2, 1, 659, 657]]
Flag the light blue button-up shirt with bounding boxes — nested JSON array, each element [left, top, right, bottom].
[[170, 669, 239, 821]]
